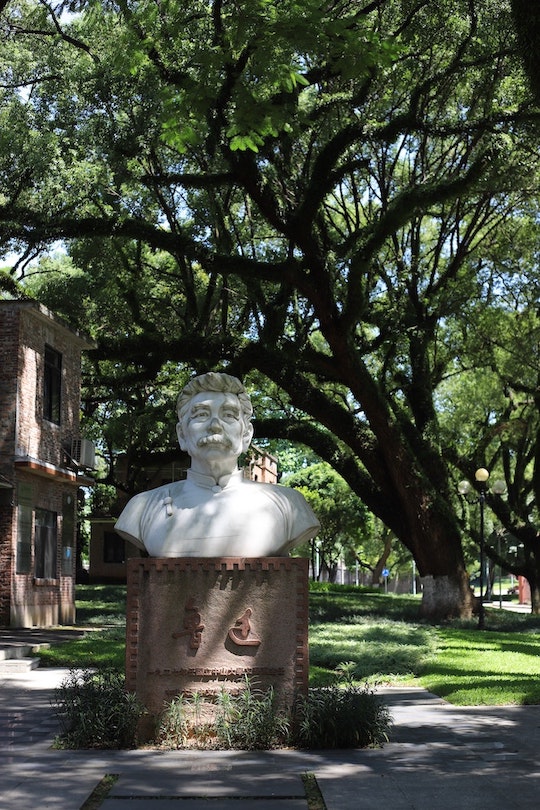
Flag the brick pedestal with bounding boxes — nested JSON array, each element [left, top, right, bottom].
[[126, 557, 309, 723]]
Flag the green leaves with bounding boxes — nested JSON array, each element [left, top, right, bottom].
[[3, 0, 540, 616]]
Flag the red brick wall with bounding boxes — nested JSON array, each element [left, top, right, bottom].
[[0, 307, 19, 479], [0, 305, 21, 625], [0, 504, 14, 626], [15, 304, 85, 467], [0, 302, 92, 626], [11, 472, 76, 626]]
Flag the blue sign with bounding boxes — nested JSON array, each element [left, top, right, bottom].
[[382, 568, 389, 578]]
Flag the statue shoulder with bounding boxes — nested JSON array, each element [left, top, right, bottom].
[[119, 480, 187, 518], [265, 482, 307, 502], [115, 480, 188, 547], [251, 482, 319, 545], [142, 479, 186, 499], [248, 481, 311, 511]]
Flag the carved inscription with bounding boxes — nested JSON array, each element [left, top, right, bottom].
[[148, 666, 285, 677], [228, 607, 261, 647], [172, 597, 204, 649]]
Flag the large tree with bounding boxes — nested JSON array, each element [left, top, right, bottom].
[[1, 0, 539, 617], [511, 0, 540, 105], [438, 220, 540, 611]]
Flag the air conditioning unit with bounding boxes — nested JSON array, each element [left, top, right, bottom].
[[71, 438, 96, 469]]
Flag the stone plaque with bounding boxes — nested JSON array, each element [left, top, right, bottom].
[[126, 557, 309, 719]]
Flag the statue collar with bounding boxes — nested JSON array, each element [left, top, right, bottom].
[[186, 468, 243, 492]]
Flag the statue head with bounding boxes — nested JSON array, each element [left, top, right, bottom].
[[176, 372, 254, 467]]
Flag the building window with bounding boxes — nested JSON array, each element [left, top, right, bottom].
[[44, 345, 62, 424], [61, 493, 75, 576], [103, 531, 125, 564], [34, 508, 58, 579], [16, 483, 33, 574]]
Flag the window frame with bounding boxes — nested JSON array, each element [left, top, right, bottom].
[[34, 507, 58, 581], [103, 530, 126, 564], [43, 344, 62, 424]]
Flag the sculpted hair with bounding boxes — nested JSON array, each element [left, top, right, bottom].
[[176, 372, 254, 429]]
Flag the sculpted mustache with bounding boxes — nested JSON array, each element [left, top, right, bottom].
[[197, 435, 233, 448]]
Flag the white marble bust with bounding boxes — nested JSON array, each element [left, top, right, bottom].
[[114, 372, 320, 557]]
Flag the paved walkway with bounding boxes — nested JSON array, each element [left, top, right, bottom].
[[1, 624, 540, 809]]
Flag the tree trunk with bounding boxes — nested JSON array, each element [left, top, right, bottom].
[[510, 1, 540, 105], [420, 570, 475, 620], [519, 537, 540, 613], [310, 540, 317, 582], [389, 491, 474, 619], [526, 555, 540, 616], [327, 562, 338, 583], [528, 575, 540, 615], [372, 530, 392, 585], [257, 353, 476, 619]]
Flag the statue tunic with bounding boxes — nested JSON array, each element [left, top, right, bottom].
[[114, 468, 319, 557]]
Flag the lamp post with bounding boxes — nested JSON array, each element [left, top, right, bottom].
[[458, 468, 490, 629]]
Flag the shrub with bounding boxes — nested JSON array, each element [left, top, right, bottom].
[[53, 668, 144, 749], [156, 676, 391, 751], [156, 693, 190, 748], [54, 670, 391, 752], [214, 679, 290, 750], [292, 684, 392, 749], [156, 691, 217, 749], [156, 678, 290, 750]]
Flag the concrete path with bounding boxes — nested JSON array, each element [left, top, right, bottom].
[[1, 661, 540, 810], [0, 614, 538, 809]]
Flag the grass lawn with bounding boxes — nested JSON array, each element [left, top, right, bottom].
[[75, 584, 126, 626], [37, 582, 540, 706], [418, 627, 540, 704], [37, 584, 127, 671]]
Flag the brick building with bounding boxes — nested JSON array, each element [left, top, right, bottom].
[[0, 300, 94, 627]]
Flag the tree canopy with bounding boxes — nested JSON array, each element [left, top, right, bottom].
[[285, 462, 371, 582], [2, 0, 540, 616]]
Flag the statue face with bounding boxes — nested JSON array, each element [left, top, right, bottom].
[[177, 391, 253, 470]]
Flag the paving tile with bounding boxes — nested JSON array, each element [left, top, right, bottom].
[[2, 776, 110, 810], [109, 770, 306, 798], [102, 801, 308, 809]]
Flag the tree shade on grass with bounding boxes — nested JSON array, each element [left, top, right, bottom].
[[418, 628, 540, 705]]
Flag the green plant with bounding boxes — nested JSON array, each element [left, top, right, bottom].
[[302, 773, 326, 810], [156, 691, 217, 748], [157, 678, 291, 750], [41, 585, 540, 711], [53, 669, 144, 749], [156, 694, 189, 747], [75, 584, 127, 625], [309, 616, 438, 685], [38, 626, 126, 670], [418, 627, 540, 705], [156, 678, 393, 750], [214, 678, 290, 750], [190, 691, 205, 727], [335, 660, 358, 685], [293, 685, 392, 749], [80, 775, 119, 810]]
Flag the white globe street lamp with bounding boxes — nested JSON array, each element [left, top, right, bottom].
[[457, 469, 506, 629]]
